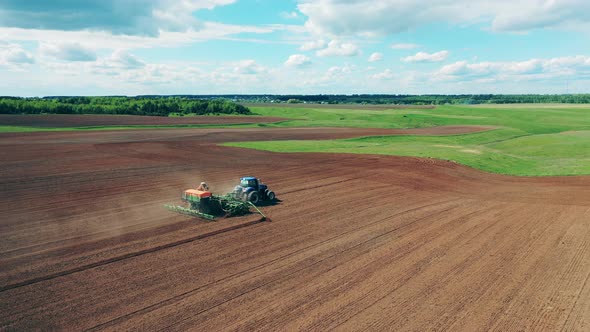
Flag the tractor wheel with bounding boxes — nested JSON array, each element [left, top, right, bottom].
[[247, 191, 260, 204], [267, 191, 276, 201]]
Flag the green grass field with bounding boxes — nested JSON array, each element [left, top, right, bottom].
[[226, 104, 590, 176], [3, 104, 590, 176]]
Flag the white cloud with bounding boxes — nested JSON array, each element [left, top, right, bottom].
[[69, 49, 146, 76], [489, 1, 590, 32], [31, 53, 276, 92], [0, 22, 285, 51], [297, 0, 590, 36], [368, 52, 383, 62], [391, 43, 420, 50], [34, 49, 147, 78], [316, 40, 360, 57], [4, 52, 590, 96], [233, 59, 267, 75], [402, 50, 449, 63], [0, 43, 34, 66], [107, 50, 145, 69], [299, 39, 326, 51], [327, 64, 354, 76], [39, 42, 96, 61], [300, 64, 356, 87], [0, 0, 239, 36], [285, 54, 311, 67], [371, 69, 394, 80], [280, 11, 299, 19], [435, 56, 590, 82]]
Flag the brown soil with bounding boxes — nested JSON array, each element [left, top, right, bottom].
[[0, 114, 287, 127], [0, 125, 492, 145], [0, 127, 589, 331]]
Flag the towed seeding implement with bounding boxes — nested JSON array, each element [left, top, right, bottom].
[[166, 177, 275, 221]]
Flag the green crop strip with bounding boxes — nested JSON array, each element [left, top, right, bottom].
[[227, 104, 590, 176]]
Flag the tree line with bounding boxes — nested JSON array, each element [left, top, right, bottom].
[[0, 96, 252, 116], [2, 95, 589, 117], [186, 94, 588, 105], [229, 94, 590, 105]]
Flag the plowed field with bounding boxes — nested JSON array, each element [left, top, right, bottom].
[[0, 114, 287, 127], [1, 126, 589, 331]]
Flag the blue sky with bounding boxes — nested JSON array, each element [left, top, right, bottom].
[[0, 0, 589, 96]]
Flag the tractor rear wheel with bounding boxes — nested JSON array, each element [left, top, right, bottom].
[[247, 191, 260, 204]]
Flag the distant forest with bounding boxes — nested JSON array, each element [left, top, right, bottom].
[[0, 96, 252, 116], [1, 94, 590, 117], [227, 94, 590, 105]]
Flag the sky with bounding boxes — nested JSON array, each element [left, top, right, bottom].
[[0, 0, 589, 96]]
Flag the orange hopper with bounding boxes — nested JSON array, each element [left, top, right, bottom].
[[184, 189, 212, 199]]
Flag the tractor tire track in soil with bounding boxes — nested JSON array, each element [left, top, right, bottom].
[[1, 125, 589, 331], [87, 198, 465, 331], [0, 218, 265, 292]]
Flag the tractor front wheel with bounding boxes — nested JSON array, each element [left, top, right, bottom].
[[267, 191, 275, 201], [247, 191, 260, 204]]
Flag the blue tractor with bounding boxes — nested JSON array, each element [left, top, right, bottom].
[[232, 176, 276, 205]]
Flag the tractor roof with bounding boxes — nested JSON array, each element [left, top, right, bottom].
[[241, 176, 256, 180]]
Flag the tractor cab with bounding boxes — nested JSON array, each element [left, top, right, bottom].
[[239, 177, 259, 189]]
